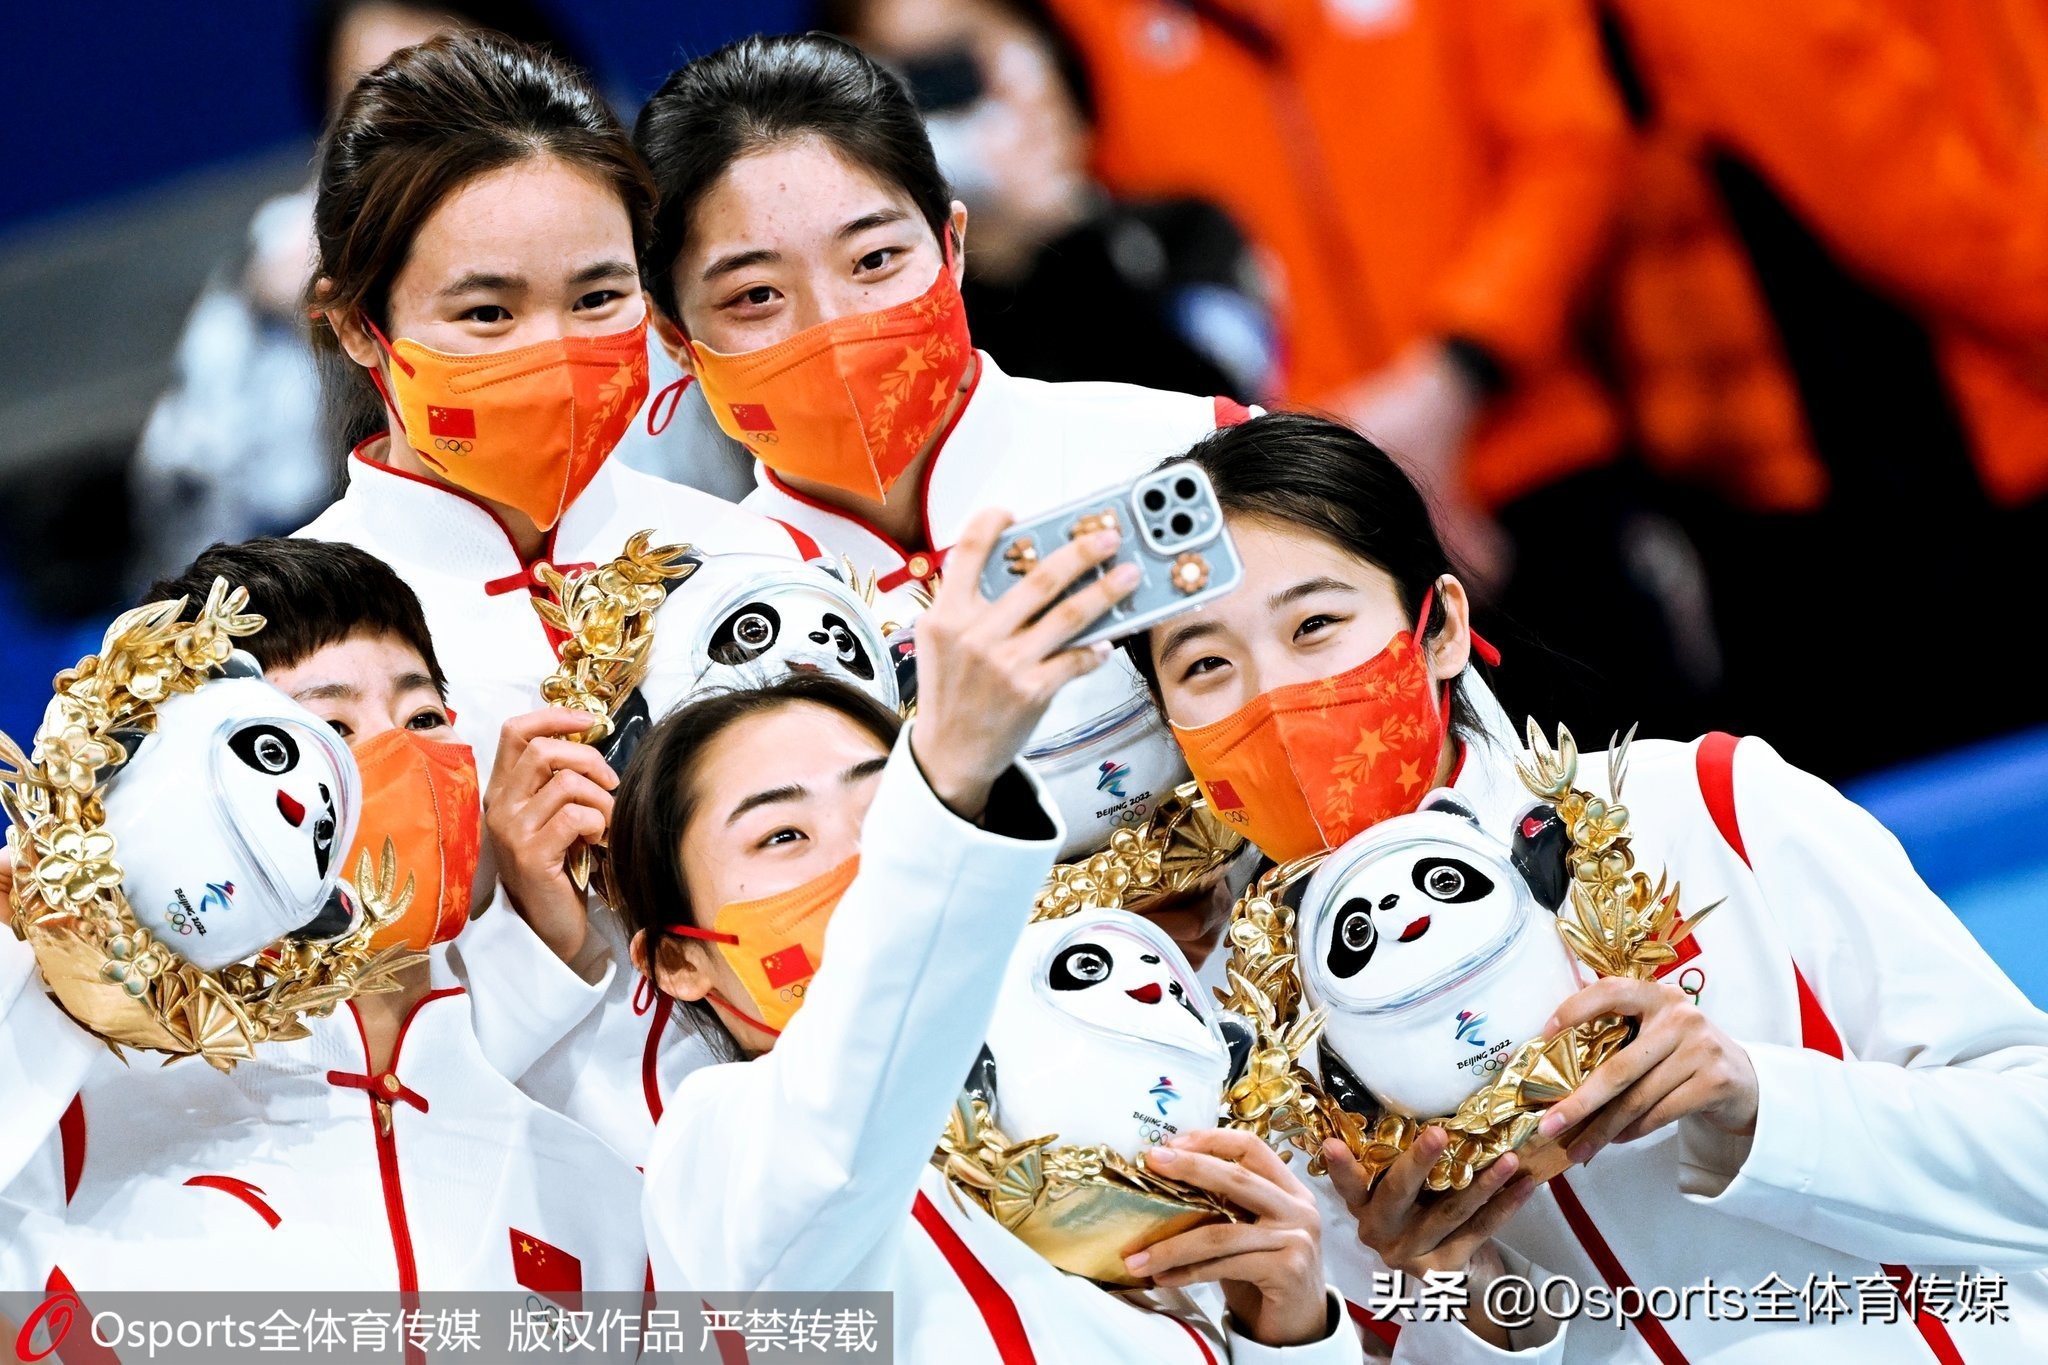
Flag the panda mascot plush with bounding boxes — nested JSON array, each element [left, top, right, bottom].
[[99, 651, 364, 973], [1296, 789, 1582, 1121]]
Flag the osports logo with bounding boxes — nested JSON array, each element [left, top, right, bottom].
[[1149, 1075, 1178, 1115], [1454, 1010, 1488, 1047], [14, 1285, 82, 1362], [1096, 759, 1130, 798]]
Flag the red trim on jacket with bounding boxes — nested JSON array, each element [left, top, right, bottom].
[[1166, 1312, 1219, 1364], [772, 519, 823, 560], [1343, 1299, 1402, 1349], [911, 1190, 1036, 1364], [57, 1096, 84, 1205], [183, 1175, 282, 1229], [340, 987, 463, 1365], [759, 357, 985, 588], [1549, 1175, 1693, 1365], [1693, 732, 1966, 1365]]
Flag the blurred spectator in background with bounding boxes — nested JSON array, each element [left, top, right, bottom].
[[129, 0, 754, 591], [1041, 0, 1721, 748], [821, 0, 1276, 402], [1596, 0, 2048, 775]]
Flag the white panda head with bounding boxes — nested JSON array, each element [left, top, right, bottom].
[[1296, 789, 1580, 1117], [978, 908, 1236, 1158], [98, 657, 362, 972], [1022, 655, 1190, 862], [640, 553, 899, 722]]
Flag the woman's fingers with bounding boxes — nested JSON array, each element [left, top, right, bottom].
[[1542, 977, 1672, 1039], [1017, 559, 1141, 660], [1614, 1075, 1723, 1146], [1412, 1151, 1520, 1253], [1142, 1146, 1297, 1223], [1152, 1239, 1317, 1292], [1322, 1140, 1372, 1211], [522, 768, 616, 832], [1567, 1051, 1695, 1163], [1430, 1177, 1539, 1272], [489, 708, 607, 794], [1131, 1222, 1290, 1280], [1369, 1126, 1448, 1226], [934, 507, 1013, 611], [984, 527, 1124, 639], [1172, 1128, 1306, 1195], [1536, 1019, 1680, 1141]]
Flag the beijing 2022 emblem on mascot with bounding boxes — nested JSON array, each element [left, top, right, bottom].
[[1220, 722, 1715, 1192]]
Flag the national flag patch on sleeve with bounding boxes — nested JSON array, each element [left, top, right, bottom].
[[427, 405, 476, 439], [759, 945, 815, 990], [509, 1228, 582, 1307]]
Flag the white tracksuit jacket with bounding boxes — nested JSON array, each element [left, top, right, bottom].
[[0, 958, 644, 1296], [1398, 727, 2048, 1363], [295, 443, 801, 1162], [642, 723, 1537, 1364]]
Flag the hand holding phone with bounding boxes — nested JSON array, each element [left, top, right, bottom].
[[976, 461, 1243, 650]]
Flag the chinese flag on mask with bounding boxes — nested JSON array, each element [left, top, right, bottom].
[[760, 945, 816, 991], [427, 405, 476, 439], [728, 402, 777, 433], [510, 1228, 582, 1308]]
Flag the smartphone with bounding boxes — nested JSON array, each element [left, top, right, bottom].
[[977, 461, 1243, 649]]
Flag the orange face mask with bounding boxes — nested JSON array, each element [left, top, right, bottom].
[[369, 317, 650, 530], [666, 855, 860, 1037], [345, 729, 483, 952], [685, 252, 974, 500], [1175, 597, 1459, 865]]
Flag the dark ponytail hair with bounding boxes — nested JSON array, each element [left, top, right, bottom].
[[1124, 411, 1484, 740], [607, 672, 904, 1060], [634, 32, 954, 321], [309, 31, 655, 450]]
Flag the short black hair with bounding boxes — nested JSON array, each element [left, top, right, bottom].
[[1123, 412, 1482, 740], [140, 538, 448, 696], [300, 0, 594, 125], [635, 32, 954, 321]]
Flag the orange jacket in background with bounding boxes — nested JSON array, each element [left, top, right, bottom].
[[1604, 0, 2048, 508], [1048, 0, 1630, 509]]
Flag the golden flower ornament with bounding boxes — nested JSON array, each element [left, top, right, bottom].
[[0, 579, 421, 1071]]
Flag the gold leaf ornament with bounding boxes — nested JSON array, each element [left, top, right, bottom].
[[1218, 721, 1715, 1191], [530, 532, 699, 892], [0, 578, 424, 1071]]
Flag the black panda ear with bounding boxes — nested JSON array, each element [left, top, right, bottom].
[[1510, 802, 1571, 912], [890, 633, 918, 710], [220, 649, 264, 680], [598, 688, 653, 774], [1218, 1012, 1256, 1088], [1317, 1041, 1382, 1123], [961, 1043, 999, 1109], [1419, 789, 1482, 826], [98, 727, 150, 783]]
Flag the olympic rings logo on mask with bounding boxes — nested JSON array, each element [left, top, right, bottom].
[[432, 437, 475, 454]]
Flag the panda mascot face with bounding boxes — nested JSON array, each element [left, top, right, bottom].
[[1298, 790, 1581, 1119], [1020, 656, 1190, 862], [637, 553, 898, 723], [98, 658, 362, 973], [977, 908, 1239, 1159]]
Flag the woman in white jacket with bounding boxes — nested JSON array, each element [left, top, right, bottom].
[[1127, 412, 2048, 1362], [611, 510, 1383, 1362]]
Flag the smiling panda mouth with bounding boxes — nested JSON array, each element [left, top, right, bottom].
[[1398, 915, 1432, 943], [1126, 982, 1163, 1004]]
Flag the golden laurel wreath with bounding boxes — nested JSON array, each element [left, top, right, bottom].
[[936, 783, 1299, 1286], [531, 532, 699, 897], [0, 581, 421, 1072], [1216, 721, 1717, 1192]]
